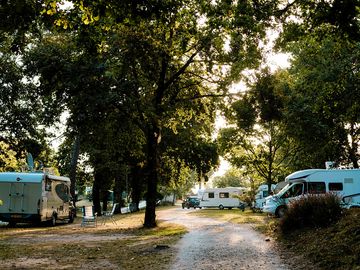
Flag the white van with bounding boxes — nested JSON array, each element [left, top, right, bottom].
[[200, 187, 245, 210], [263, 168, 360, 217], [252, 184, 276, 211], [0, 172, 75, 226]]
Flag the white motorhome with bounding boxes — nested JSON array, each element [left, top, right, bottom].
[[252, 184, 276, 211], [200, 187, 245, 210], [263, 168, 360, 217], [0, 172, 75, 226]]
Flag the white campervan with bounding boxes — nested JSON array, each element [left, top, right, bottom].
[[0, 172, 75, 226], [200, 187, 245, 210], [252, 184, 276, 211], [263, 168, 360, 217]]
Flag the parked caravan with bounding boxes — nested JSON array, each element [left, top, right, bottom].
[[0, 172, 75, 226], [200, 187, 245, 210], [263, 168, 360, 217], [252, 184, 276, 211]]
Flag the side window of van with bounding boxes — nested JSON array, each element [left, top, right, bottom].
[[219, 192, 229, 198], [308, 182, 326, 194], [55, 183, 70, 202], [329, 183, 343, 191], [208, 193, 214, 198]]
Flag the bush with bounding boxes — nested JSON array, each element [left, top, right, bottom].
[[279, 193, 343, 233]]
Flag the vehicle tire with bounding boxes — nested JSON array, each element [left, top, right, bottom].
[[276, 206, 287, 218], [199, 207, 202, 209], [228, 207, 232, 210], [219, 204, 224, 210], [8, 221, 16, 227], [68, 212, 75, 224], [187, 206, 190, 209]]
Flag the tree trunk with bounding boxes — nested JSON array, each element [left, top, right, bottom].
[[130, 166, 143, 212], [114, 172, 124, 214], [144, 123, 161, 228], [92, 172, 102, 215], [172, 190, 176, 206], [349, 123, 359, 168], [69, 136, 80, 213]]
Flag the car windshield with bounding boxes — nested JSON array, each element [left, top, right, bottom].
[[277, 184, 291, 195]]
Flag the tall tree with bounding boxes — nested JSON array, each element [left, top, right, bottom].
[[31, 0, 277, 228], [219, 69, 294, 192], [282, 32, 360, 167]]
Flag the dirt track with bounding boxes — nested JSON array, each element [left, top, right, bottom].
[[158, 207, 312, 270], [0, 207, 314, 269]]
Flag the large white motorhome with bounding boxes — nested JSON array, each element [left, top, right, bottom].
[[199, 187, 245, 210], [0, 172, 75, 226], [263, 168, 360, 217]]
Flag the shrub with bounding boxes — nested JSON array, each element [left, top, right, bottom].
[[279, 193, 343, 233]]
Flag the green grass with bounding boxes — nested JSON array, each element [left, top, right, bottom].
[[0, 209, 187, 270]]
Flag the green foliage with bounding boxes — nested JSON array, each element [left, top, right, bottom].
[[0, 141, 22, 171], [282, 31, 360, 167], [279, 193, 343, 233], [212, 167, 245, 188], [219, 69, 294, 190]]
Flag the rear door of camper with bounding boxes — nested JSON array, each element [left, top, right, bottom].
[[0, 175, 42, 219]]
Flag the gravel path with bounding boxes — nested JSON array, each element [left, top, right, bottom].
[[158, 208, 293, 270]]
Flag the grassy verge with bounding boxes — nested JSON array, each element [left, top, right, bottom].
[[0, 209, 187, 270], [278, 208, 360, 269]]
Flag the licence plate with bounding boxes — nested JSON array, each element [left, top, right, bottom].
[[11, 214, 22, 219]]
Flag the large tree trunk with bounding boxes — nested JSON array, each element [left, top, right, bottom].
[[144, 123, 161, 228]]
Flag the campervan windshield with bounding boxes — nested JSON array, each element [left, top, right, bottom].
[[277, 183, 291, 195]]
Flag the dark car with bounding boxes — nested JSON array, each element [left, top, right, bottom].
[[182, 197, 201, 209]]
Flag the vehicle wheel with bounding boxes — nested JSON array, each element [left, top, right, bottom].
[[228, 207, 232, 210], [219, 205, 224, 210], [68, 212, 75, 224], [8, 221, 16, 227], [199, 207, 202, 209], [187, 206, 190, 209], [276, 206, 287, 218]]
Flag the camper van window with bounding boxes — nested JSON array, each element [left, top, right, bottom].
[[219, 192, 229, 198], [208, 193, 215, 198], [308, 182, 326, 194], [329, 183, 343, 191], [55, 183, 70, 202], [282, 183, 303, 198]]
